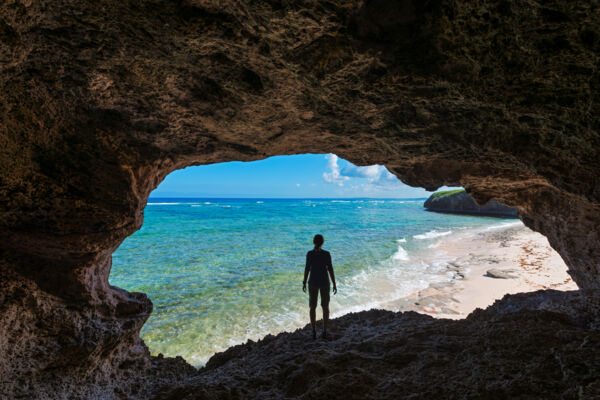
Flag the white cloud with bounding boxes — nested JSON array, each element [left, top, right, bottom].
[[322, 154, 402, 188], [322, 154, 350, 186], [339, 164, 397, 185], [296, 183, 301, 187]]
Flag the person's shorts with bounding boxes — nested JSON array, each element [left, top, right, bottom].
[[309, 284, 330, 308]]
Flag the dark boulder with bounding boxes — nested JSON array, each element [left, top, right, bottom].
[[424, 189, 518, 218]]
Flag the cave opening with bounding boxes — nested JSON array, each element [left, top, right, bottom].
[[3, 0, 599, 397], [108, 154, 576, 367]]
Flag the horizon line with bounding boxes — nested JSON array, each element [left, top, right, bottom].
[[148, 196, 429, 200]]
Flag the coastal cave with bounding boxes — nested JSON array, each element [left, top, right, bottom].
[[1, 0, 599, 398]]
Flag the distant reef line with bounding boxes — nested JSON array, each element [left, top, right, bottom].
[[424, 189, 518, 218]]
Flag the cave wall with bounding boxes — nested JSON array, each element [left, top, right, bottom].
[[1, 0, 599, 398]]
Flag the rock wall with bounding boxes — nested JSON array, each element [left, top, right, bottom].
[[424, 189, 518, 217], [0, 0, 599, 398]]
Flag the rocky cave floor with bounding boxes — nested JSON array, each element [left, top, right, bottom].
[[146, 290, 600, 400]]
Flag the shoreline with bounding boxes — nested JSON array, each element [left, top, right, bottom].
[[381, 222, 577, 319]]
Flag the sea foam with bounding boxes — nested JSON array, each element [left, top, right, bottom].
[[414, 230, 452, 240], [391, 244, 409, 261], [484, 221, 523, 231]]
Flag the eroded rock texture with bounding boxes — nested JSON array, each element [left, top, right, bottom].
[[154, 290, 600, 399], [0, 0, 599, 398]]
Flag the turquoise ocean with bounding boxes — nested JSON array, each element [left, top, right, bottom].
[[110, 198, 518, 366]]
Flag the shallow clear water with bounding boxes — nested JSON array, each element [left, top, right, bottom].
[[110, 198, 516, 366]]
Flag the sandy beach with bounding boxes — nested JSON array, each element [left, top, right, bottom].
[[383, 222, 577, 319]]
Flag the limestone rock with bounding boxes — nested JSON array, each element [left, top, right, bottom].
[[486, 268, 520, 279], [424, 189, 518, 218], [153, 290, 600, 400], [0, 0, 599, 398]]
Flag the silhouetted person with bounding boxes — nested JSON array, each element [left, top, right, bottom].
[[303, 234, 337, 339]]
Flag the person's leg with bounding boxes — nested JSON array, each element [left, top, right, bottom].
[[321, 286, 330, 336], [308, 285, 317, 337]]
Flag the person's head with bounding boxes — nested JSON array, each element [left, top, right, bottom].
[[313, 234, 324, 249]]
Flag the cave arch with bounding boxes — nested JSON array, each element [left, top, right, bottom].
[[1, 0, 599, 398]]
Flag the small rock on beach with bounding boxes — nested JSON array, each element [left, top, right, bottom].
[[486, 268, 520, 279]]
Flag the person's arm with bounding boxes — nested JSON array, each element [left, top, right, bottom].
[[303, 252, 310, 292], [327, 253, 337, 294]]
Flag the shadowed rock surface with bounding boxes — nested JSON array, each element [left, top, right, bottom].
[[424, 189, 518, 217], [153, 290, 600, 399], [1, 0, 599, 398]]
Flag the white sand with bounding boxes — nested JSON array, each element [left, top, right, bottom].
[[382, 223, 577, 319]]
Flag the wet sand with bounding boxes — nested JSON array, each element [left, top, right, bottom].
[[383, 223, 577, 319]]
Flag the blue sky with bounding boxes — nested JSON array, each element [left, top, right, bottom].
[[151, 153, 457, 198]]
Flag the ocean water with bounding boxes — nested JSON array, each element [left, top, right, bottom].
[[110, 198, 518, 366]]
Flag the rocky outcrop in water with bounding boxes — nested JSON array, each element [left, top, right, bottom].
[[1, 0, 599, 398], [424, 189, 518, 217]]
